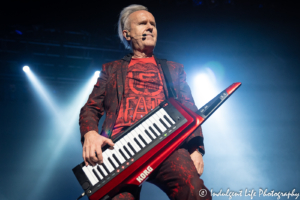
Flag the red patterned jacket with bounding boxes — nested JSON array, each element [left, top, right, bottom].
[[79, 54, 205, 155]]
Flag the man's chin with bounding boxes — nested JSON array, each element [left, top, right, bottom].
[[142, 45, 155, 52], [143, 42, 156, 49]]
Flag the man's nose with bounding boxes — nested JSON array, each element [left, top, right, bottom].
[[146, 23, 154, 32]]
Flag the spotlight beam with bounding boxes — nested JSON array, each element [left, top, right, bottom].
[[192, 67, 265, 188], [27, 72, 100, 200], [24, 67, 60, 117]]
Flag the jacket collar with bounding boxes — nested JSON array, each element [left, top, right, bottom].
[[121, 53, 161, 63], [117, 53, 169, 104]]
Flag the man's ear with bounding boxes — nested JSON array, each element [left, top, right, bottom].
[[122, 30, 131, 41]]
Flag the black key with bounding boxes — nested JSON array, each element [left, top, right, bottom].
[[164, 115, 174, 125], [112, 154, 122, 166], [149, 126, 159, 137], [97, 165, 106, 178], [145, 129, 154, 140], [135, 135, 146, 146], [108, 157, 117, 169], [115, 149, 126, 161], [138, 134, 147, 146], [119, 149, 128, 160], [123, 145, 133, 157], [153, 123, 163, 134], [127, 142, 137, 154], [102, 163, 110, 174], [159, 119, 169, 129], [92, 169, 101, 181], [134, 138, 143, 149]]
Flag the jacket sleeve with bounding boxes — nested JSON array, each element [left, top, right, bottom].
[[79, 64, 108, 143], [177, 64, 205, 156]]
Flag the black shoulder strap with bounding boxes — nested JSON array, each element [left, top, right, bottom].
[[157, 58, 177, 99]]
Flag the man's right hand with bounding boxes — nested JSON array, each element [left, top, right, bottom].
[[82, 130, 115, 166]]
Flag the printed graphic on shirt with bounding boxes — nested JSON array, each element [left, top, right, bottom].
[[112, 61, 166, 137]]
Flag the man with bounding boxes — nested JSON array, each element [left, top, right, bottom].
[[79, 4, 212, 200]]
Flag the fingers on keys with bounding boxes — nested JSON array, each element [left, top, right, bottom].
[[90, 145, 99, 165], [95, 145, 103, 165], [104, 138, 115, 148], [83, 145, 97, 166], [83, 148, 88, 166], [84, 138, 114, 167]]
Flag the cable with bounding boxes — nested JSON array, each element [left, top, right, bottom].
[[76, 192, 86, 200]]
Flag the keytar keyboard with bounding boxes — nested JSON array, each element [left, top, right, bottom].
[[72, 82, 242, 200]]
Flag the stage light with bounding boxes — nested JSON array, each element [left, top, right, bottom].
[[193, 68, 218, 106], [191, 65, 263, 189], [94, 71, 100, 77], [28, 72, 101, 199], [90, 71, 100, 86], [23, 66, 30, 73], [15, 30, 23, 35], [193, 0, 204, 5], [24, 67, 59, 116]]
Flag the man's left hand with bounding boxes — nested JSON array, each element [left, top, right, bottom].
[[190, 150, 204, 176]]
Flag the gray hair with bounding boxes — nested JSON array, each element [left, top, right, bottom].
[[118, 4, 148, 49]]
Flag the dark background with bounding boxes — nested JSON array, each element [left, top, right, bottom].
[[0, 0, 299, 200]]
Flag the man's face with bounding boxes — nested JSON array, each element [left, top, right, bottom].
[[125, 10, 157, 52]]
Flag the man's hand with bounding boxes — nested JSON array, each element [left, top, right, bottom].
[[83, 130, 114, 166], [190, 150, 204, 176]]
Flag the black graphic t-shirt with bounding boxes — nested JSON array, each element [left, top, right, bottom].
[[112, 57, 166, 138]]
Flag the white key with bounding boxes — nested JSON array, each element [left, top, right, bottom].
[[102, 152, 114, 172], [120, 138, 135, 156], [153, 114, 167, 132], [148, 117, 162, 135], [142, 121, 156, 139], [87, 165, 99, 184], [124, 134, 140, 153], [126, 132, 140, 150], [142, 123, 156, 140], [156, 111, 171, 128], [110, 148, 124, 166], [136, 125, 152, 144], [112, 144, 125, 164], [116, 140, 130, 159], [132, 129, 146, 147], [82, 166, 98, 186], [99, 164, 108, 176], [106, 149, 119, 168], [145, 120, 159, 137], [114, 142, 126, 162], [149, 116, 164, 134], [127, 132, 141, 152], [93, 165, 103, 180], [159, 108, 175, 124]]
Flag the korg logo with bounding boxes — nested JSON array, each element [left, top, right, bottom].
[[136, 166, 153, 183]]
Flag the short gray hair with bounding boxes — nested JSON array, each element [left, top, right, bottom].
[[118, 4, 148, 49]]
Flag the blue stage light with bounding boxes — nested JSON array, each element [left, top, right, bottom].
[[15, 30, 23, 35], [193, 68, 218, 106], [94, 71, 100, 77], [27, 72, 101, 199], [193, 0, 204, 5], [23, 66, 30, 73], [24, 67, 59, 116]]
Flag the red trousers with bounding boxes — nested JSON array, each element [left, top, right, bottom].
[[111, 148, 212, 200]]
